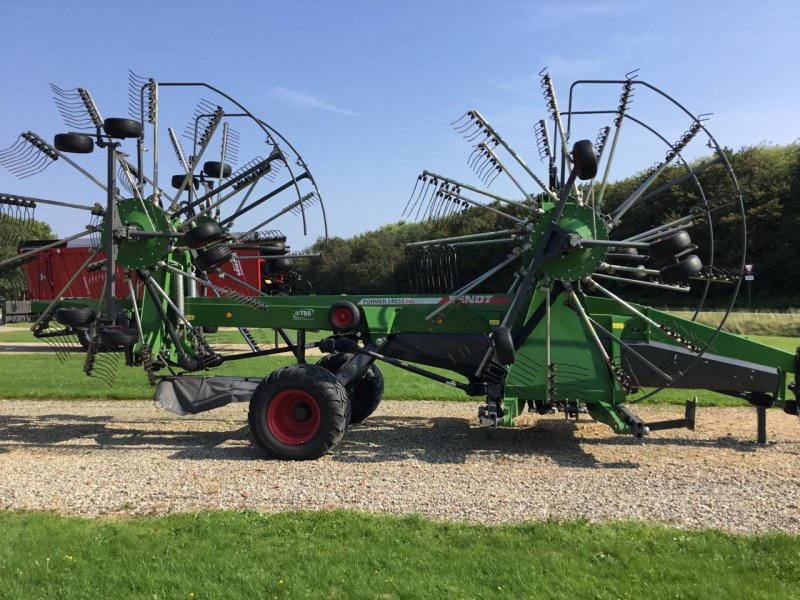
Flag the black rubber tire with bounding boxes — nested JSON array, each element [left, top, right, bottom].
[[328, 301, 362, 333], [248, 364, 349, 460], [491, 326, 516, 365], [103, 117, 143, 139], [660, 254, 703, 284], [317, 353, 384, 424], [185, 222, 224, 248], [572, 139, 597, 180], [267, 257, 294, 272], [54, 307, 95, 327], [54, 133, 94, 154], [98, 326, 139, 347], [171, 174, 199, 190], [201, 325, 219, 334], [650, 231, 693, 259], [194, 244, 232, 271], [203, 161, 232, 178], [260, 241, 287, 256]]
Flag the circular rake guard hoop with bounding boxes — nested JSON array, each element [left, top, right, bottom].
[[405, 70, 757, 432], [0, 72, 328, 378]]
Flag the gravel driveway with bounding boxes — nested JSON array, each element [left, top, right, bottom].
[[1, 399, 799, 534]]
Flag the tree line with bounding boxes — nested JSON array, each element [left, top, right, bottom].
[[300, 143, 800, 308]]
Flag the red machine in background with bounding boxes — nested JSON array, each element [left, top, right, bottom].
[[17, 238, 305, 302]]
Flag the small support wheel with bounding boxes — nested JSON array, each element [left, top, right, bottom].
[[260, 241, 287, 255], [203, 161, 232, 178], [491, 326, 516, 365], [248, 364, 349, 460], [54, 307, 95, 327], [103, 117, 143, 139], [97, 326, 139, 347], [317, 353, 384, 424], [54, 133, 94, 154], [171, 174, 199, 190], [650, 230, 693, 259], [328, 301, 361, 333], [194, 244, 232, 271], [184, 221, 224, 248], [660, 254, 703, 284], [571, 139, 597, 180]]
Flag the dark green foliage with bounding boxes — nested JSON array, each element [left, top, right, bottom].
[[303, 144, 800, 307], [0, 216, 56, 298]]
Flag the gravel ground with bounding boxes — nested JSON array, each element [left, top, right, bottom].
[[1, 399, 799, 534]]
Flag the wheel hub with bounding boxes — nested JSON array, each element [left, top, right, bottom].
[[267, 389, 321, 445]]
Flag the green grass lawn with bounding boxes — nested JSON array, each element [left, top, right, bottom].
[[0, 511, 798, 600]]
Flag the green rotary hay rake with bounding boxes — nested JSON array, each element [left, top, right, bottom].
[[0, 69, 797, 460]]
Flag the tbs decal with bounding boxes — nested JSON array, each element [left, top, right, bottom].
[[292, 309, 315, 320]]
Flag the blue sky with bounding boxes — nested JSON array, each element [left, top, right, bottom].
[[0, 0, 797, 246]]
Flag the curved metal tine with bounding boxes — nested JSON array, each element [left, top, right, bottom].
[[610, 121, 704, 227], [230, 151, 283, 215], [464, 125, 491, 145], [432, 189, 452, 224], [428, 247, 526, 323], [472, 110, 556, 200], [118, 156, 173, 204], [534, 119, 553, 163], [402, 174, 424, 217], [539, 72, 570, 171], [170, 106, 224, 209], [414, 177, 437, 221], [449, 112, 473, 129], [485, 165, 502, 187], [116, 157, 146, 203], [591, 272, 690, 292], [0, 136, 55, 179], [445, 191, 525, 225], [181, 154, 285, 225], [50, 85, 104, 130], [594, 78, 636, 206], [420, 170, 523, 207], [240, 192, 316, 234], [467, 142, 491, 170], [430, 189, 448, 224]]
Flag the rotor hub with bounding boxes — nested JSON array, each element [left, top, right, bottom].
[[100, 198, 172, 269], [529, 203, 607, 281]]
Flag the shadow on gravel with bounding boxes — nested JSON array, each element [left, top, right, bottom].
[[334, 416, 639, 469], [0, 414, 261, 460], [580, 434, 764, 453]]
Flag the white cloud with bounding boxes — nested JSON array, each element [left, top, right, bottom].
[[270, 86, 359, 117]]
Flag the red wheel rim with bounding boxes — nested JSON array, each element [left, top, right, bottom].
[[267, 389, 321, 445], [331, 306, 353, 329]]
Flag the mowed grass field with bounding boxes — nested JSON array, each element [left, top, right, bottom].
[[1, 511, 799, 600]]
